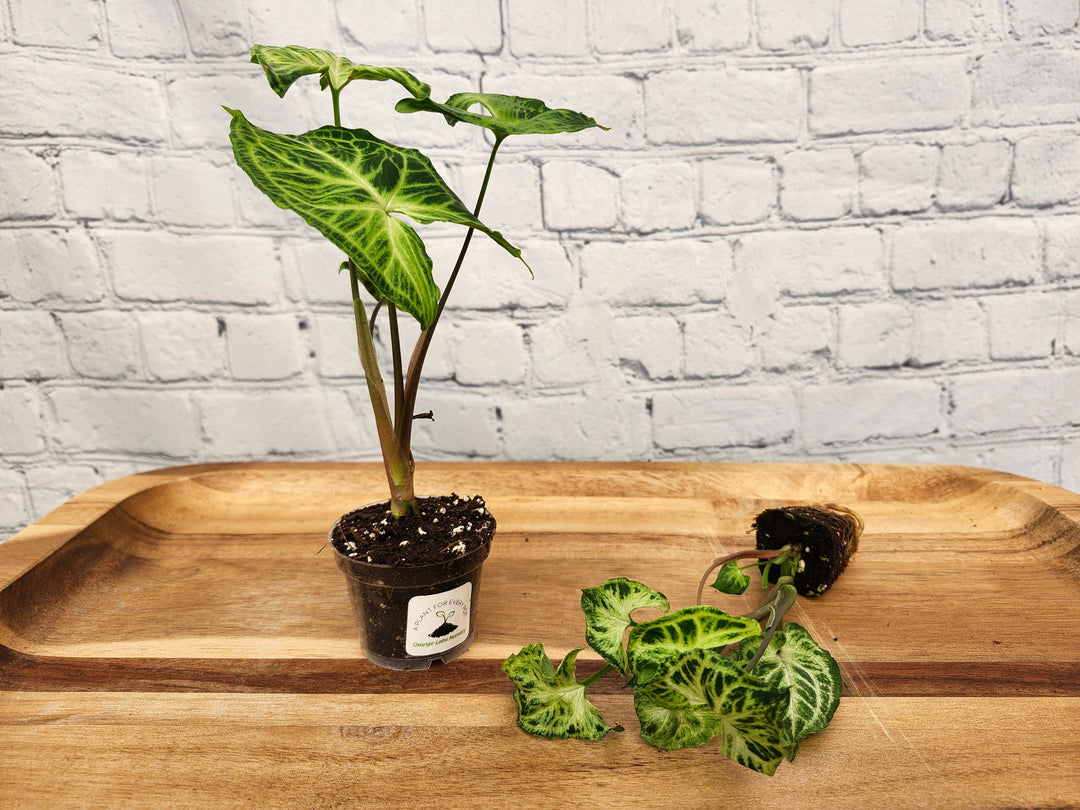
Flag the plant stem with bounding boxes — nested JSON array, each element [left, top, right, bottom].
[[743, 582, 798, 672], [581, 662, 615, 689], [388, 302, 405, 430], [696, 547, 787, 604], [398, 134, 506, 456]]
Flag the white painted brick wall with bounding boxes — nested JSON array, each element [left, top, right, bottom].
[[2, 0, 1080, 540]]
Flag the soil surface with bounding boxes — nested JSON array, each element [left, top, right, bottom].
[[330, 494, 496, 567]]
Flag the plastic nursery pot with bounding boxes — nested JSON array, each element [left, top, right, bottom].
[[329, 499, 494, 671]]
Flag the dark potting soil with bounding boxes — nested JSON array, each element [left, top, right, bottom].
[[330, 494, 496, 567], [754, 505, 861, 597]]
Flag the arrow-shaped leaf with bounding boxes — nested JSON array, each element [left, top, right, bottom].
[[249, 44, 430, 99], [710, 560, 752, 595], [736, 622, 842, 743], [633, 648, 724, 750], [396, 92, 608, 138], [500, 644, 620, 740], [227, 109, 524, 328], [581, 578, 670, 676]]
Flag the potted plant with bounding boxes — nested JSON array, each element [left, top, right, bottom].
[[225, 45, 606, 670]]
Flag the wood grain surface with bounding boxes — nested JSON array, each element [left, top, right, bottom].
[[2, 461, 1079, 808]]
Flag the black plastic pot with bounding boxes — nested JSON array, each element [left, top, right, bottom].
[[330, 517, 493, 671]]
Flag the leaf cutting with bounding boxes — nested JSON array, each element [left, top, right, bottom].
[[501, 504, 861, 775]]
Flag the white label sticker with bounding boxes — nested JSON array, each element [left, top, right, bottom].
[[405, 581, 473, 656]]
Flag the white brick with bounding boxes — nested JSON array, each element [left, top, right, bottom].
[[700, 157, 775, 225], [924, 0, 1005, 40], [653, 385, 797, 449], [621, 162, 697, 232], [410, 391, 500, 457], [177, 0, 251, 56], [645, 69, 802, 145], [802, 379, 941, 444], [981, 441, 1058, 485], [810, 57, 969, 135], [0, 311, 68, 380], [590, 0, 671, 53], [837, 302, 912, 368], [756, 0, 832, 50], [0, 148, 56, 219], [198, 389, 335, 456], [0, 385, 44, 454], [950, 368, 1080, 433], [1012, 135, 1080, 206], [761, 305, 832, 372], [973, 49, 1080, 126], [424, 0, 503, 53], [105, 0, 185, 57], [840, 0, 919, 45], [50, 388, 199, 456], [891, 220, 1040, 291], [1064, 441, 1080, 493], [226, 314, 306, 380], [322, 387, 379, 458], [1045, 217, 1080, 280], [151, 155, 236, 228], [1006, 0, 1080, 36], [60, 311, 140, 379], [340, 0, 420, 52], [60, 150, 150, 221], [499, 391, 651, 459], [140, 311, 225, 381], [508, 0, 587, 56], [458, 161, 542, 236], [683, 310, 753, 378], [0, 468, 29, 531], [0, 229, 104, 303], [542, 162, 619, 231], [779, 149, 856, 221], [9, 0, 101, 48], [529, 305, 611, 387], [737, 228, 885, 297], [247, 0, 338, 50], [581, 239, 730, 306], [313, 312, 363, 379], [611, 314, 681, 380], [25, 465, 104, 518], [102, 231, 282, 305], [938, 141, 1011, 210], [441, 238, 576, 310], [0, 55, 168, 143], [859, 144, 938, 216], [449, 321, 526, 386], [986, 293, 1061, 360], [672, 0, 751, 51], [1066, 295, 1080, 356], [288, 239, 350, 305], [910, 299, 986, 366]]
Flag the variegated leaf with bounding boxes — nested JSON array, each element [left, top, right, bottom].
[[249, 44, 429, 99], [396, 92, 607, 138], [581, 578, 669, 675], [226, 109, 523, 328], [710, 560, 751, 595], [703, 655, 794, 776], [500, 644, 619, 740], [633, 648, 724, 750], [737, 622, 842, 743], [626, 606, 761, 686]]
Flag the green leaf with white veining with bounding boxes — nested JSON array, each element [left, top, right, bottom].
[[249, 44, 430, 99], [500, 644, 620, 740], [626, 606, 761, 686], [633, 648, 724, 750], [396, 92, 607, 138], [703, 654, 794, 776], [581, 578, 669, 676], [711, 560, 751, 595], [227, 109, 524, 328], [736, 622, 842, 744]]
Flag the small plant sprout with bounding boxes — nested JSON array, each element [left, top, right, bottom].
[[500, 505, 862, 775], [227, 45, 606, 520]]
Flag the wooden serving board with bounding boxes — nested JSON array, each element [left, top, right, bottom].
[[2, 461, 1079, 808]]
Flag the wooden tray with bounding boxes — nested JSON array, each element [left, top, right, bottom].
[[2, 461, 1079, 807]]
